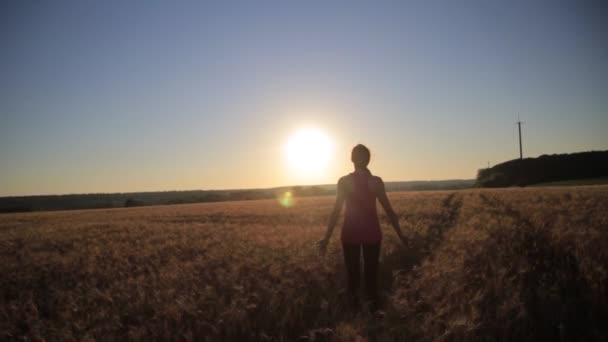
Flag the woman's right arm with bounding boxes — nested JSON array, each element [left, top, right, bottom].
[[318, 178, 346, 255]]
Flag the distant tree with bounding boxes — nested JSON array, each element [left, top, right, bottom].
[[0, 206, 33, 213], [476, 170, 509, 188], [124, 198, 144, 207]]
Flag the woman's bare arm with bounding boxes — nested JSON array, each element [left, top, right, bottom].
[[375, 178, 407, 245], [318, 178, 346, 255]]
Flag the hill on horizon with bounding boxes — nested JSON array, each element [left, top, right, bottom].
[[0, 179, 475, 213], [477, 150, 608, 187]]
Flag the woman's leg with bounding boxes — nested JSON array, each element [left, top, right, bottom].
[[362, 243, 381, 305], [342, 243, 361, 297]]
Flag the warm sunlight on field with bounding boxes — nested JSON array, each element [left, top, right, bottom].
[[1, 186, 607, 340]]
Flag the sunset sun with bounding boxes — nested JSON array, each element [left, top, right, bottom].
[[285, 128, 334, 176]]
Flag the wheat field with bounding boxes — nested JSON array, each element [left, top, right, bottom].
[[1, 186, 607, 341]]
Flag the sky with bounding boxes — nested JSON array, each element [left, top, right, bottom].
[[1, 0, 607, 196]]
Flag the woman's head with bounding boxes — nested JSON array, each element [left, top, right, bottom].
[[351, 144, 370, 168]]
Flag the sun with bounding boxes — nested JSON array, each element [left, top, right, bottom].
[[285, 128, 334, 175]]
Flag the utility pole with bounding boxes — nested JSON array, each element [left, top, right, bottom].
[[516, 118, 525, 187], [517, 120, 523, 160]]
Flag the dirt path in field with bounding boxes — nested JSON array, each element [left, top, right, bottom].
[[477, 192, 597, 340], [357, 193, 465, 339], [379, 192, 463, 296], [478, 192, 535, 228], [427, 192, 463, 244]]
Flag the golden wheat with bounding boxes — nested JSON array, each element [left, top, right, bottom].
[[1, 186, 607, 341]]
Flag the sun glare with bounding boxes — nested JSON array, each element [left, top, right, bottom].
[[285, 128, 334, 176]]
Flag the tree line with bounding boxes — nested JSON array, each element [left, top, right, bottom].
[[476, 150, 608, 187]]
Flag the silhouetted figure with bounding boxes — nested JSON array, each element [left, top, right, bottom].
[[318, 144, 406, 311]]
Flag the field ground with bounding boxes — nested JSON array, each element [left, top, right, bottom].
[[1, 186, 607, 341]]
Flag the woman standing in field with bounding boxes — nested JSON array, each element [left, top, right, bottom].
[[318, 144, 406, 310]]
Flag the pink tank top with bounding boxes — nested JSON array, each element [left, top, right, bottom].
[[341, 169, 382, 244]]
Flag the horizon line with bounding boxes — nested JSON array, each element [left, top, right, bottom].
[[0, 178, 476, 199]]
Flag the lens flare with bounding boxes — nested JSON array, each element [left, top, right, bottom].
[[278, 191, 295, 208]]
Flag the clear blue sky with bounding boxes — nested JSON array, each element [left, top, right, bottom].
[[1, 0, 607, 196]]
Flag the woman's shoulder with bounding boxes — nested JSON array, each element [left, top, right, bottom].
[[368, 175, 384, 193], [338, 174, 353, 186], [338, 172, 384, 193], [338, 173, 353, 184], [337, 174, 355, 194]]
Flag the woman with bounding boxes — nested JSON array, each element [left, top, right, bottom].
[[318, 144, 406, 309]]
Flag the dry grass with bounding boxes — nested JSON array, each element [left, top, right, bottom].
[[1, 186, 607, 341]]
